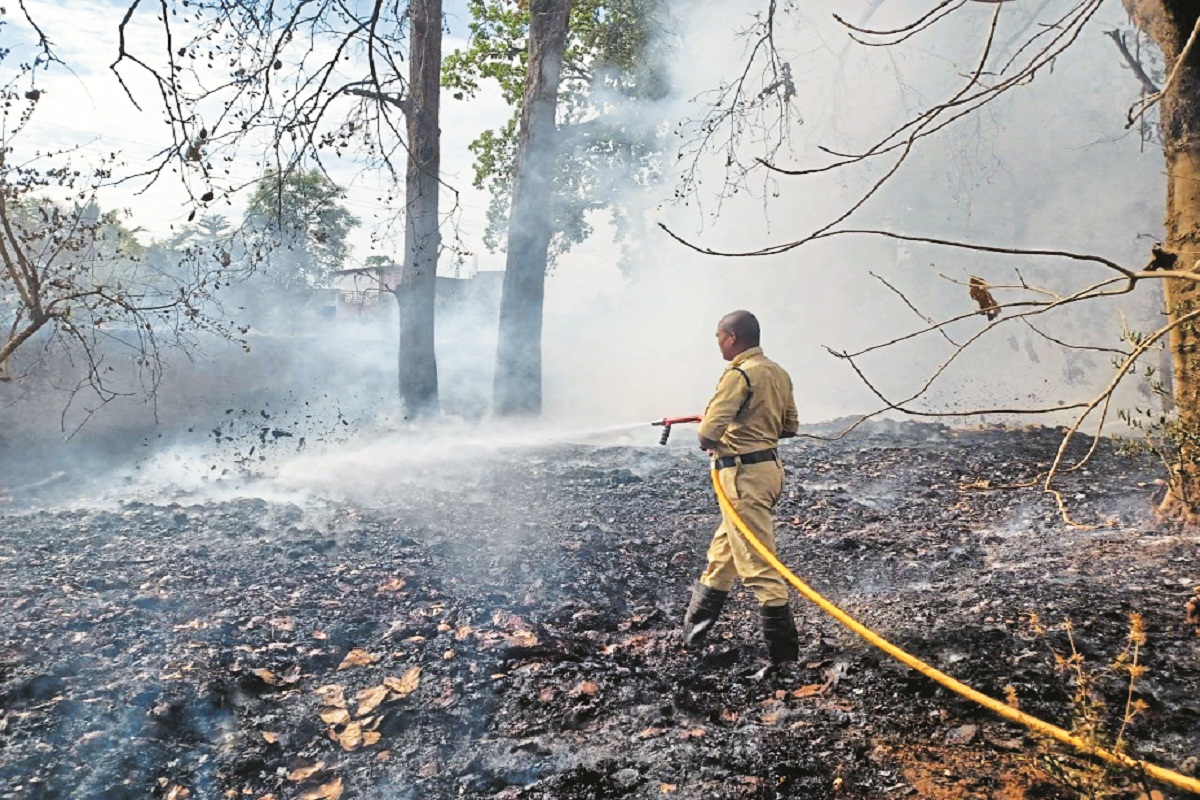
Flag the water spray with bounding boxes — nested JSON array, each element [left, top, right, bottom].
[[651, 415, 702, 445]]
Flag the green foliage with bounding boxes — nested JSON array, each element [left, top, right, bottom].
[[363, 255, 394, 270], [442, 0, 530, 106], [443, 0, 669, 269], [1109, 320, 1200, 507], [243, 169, 359, 294]]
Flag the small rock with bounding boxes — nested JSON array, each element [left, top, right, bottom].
[[946, 724, 977, 745], [986, 735, 1024, 752], [613, 768, 641, 788]]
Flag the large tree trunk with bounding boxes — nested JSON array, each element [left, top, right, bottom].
[[492, 0, 573, 417], [1126, 1, 1200, 519], [395, 0, 443, 419]]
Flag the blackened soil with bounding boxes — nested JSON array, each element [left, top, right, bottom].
[[0, 421, 1198, 800]]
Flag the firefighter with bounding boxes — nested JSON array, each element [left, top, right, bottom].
[[682, 310, 801, 664]]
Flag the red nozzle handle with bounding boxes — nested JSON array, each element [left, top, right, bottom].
[[652, 415, 702, 427], [652, 415, 702, 445]]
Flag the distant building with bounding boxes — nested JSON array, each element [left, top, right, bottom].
[[326, 262, 503, 322], [329, 266, 389, 320]]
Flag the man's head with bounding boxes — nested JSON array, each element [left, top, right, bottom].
[[716, 310, 760, 361]]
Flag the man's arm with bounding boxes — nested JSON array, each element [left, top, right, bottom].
[[781, 378, 799, 438], [697, 370, 748, 451]]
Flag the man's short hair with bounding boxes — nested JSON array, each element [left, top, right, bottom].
[[720, 310, 760, 347]]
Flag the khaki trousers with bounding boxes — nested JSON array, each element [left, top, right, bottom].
[[699, 459, 790, 606]]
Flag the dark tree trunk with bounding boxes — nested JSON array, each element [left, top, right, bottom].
[[1125, 1, 1200, 520], [395, 0, 443, 419], [492, 0, 573, 417]]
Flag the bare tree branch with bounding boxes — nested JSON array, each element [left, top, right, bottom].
[[1105, 28, 1160, 94]]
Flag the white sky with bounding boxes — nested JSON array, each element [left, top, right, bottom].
[[6, 0, 511, 271]]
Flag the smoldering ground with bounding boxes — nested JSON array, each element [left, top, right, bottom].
[[3, 419, 1199, 800]]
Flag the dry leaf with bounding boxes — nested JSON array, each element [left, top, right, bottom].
[[376, 750, 391, 762], [377, 577, 406, 593], [454, 626, 473, 641], [337, 649, 379, 670], [355, 685, 389, 717], [313, 630, 328, 640], [504, 630, 538, 647], [680, 727, 706, 739], [384, 666, 422, 697], [538, 687, 556, 703], [793, 684, 825, 698], [319, 708, 351, 726], [638, 727, 666, 738], [720, 709, 739, 723], [363, 731, 381, 746], [251, 669, 279, 686], [660, 785, 677, 794], [165, 786, 190, 800], [492, 611, 528, 629], [314, 684, 347, 708], [298, 777, 343, 800], [262, 731, 279, 744], [573, 681, 598, 696], [339, 722, 363, 751], [286, 761, 326, 782], [417, 763, 439, 778]]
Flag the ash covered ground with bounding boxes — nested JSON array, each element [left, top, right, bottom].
[[1, 420, 1198, 800]]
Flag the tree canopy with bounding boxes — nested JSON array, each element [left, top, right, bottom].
[[243, 170, 359, 296], [443, 0, 670, 268]]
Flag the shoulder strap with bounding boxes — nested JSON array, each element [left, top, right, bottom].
[[731, 367, 753, 418]]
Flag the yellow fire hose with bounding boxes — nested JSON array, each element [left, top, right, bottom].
[[709, 467, 1200, 795]]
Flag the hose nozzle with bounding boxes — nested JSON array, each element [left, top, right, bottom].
[[651, 415, 702, 445]]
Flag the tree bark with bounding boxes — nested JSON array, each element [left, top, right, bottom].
[[493, 0, 573, 417], [1125, 0, 1200, 519], [395, 0, 443, 419]]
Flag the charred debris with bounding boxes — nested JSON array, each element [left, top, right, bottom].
[[0, 420, 1197, 799]]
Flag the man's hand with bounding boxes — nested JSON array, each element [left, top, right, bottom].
[[698, 434, 720, 452]]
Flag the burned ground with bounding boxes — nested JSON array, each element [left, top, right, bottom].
[[0, 421, 1197, 799]]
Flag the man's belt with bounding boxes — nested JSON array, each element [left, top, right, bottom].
[[714, 448, 778, 470]]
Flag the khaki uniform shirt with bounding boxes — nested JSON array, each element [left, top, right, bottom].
[[697, 346, 798, 458]]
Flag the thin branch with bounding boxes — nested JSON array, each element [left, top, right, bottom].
[[1104, 29, 1160, 95], [1022, 317, 1127, 356], [657, 224, 1133, 278], [832, 0, 965, 38], [869, 270, 961, 348]]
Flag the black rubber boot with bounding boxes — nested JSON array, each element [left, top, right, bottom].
[[681, 582, 729, 648], [761, 603, 800, 664]]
